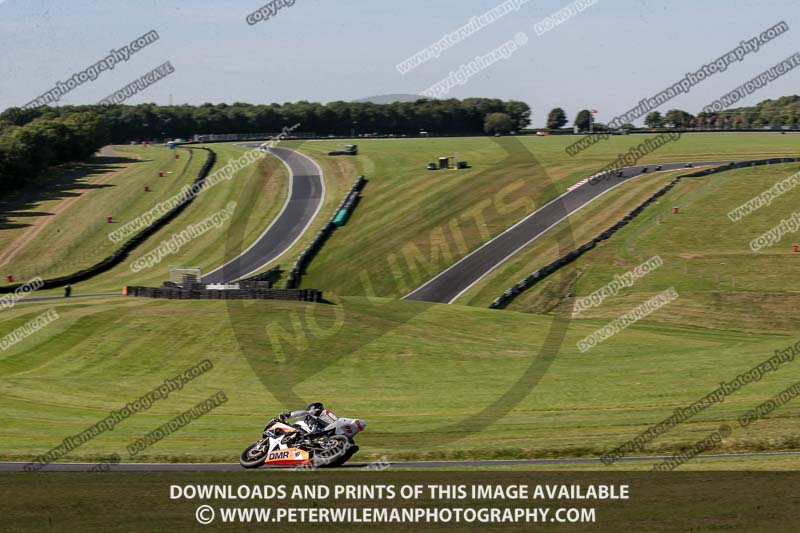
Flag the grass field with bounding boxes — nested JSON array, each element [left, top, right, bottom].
[[476, 161, 800, 333], [11, 143, 293, 295], [456, 168, 686, 307], [2, 294, 799, 464], [0, 145, 201, 282], [8, 134, 797, 298], [71, 143, 292, 292], [285, 133, 800, 298], [3, 133, 800, 470]]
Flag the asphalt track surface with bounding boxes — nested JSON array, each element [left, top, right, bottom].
[[3, 451, 798, 471], [403, 160, 735, 304], [201, 146, 324, 284]]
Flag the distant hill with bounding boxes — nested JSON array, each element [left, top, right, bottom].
[[352, 94, 426, 104]]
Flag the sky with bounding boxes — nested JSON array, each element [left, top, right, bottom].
[[1, 0, 799, 127]]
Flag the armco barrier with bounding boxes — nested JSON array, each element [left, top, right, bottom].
[[286, 176, 367, 289], [489, 157, 800, 309], [125, 285, 322, 302], [0, 147, 217, 294]]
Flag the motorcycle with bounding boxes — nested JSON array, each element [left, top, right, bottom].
[[239, 409, 366, 468]]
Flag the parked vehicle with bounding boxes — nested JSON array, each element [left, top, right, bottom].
[[328, 144, 358, 156]]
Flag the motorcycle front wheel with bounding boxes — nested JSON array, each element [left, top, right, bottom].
[[239, 442, 268, 468]]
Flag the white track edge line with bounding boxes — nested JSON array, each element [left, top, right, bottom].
[[231, 148, 327, 281]]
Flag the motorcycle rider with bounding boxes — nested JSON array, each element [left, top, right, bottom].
[[280, 402, 332, 435]]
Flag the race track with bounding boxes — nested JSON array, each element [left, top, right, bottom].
[[2, 451, 797, 471], [202, 146, 325, 284], [8, 155, 800, 473], [12, 158, 727, 302], [403, 160, 734, 304]]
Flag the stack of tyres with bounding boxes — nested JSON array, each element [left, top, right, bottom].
[[124, 285, 321, 302]]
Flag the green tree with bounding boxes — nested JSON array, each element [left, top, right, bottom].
[[483, 112, 514, 134], [0, 111, 107, 194], [546, 107, 567, 129], [644, 111, 663, 128], [664, 109, 693, 127], [503, 100, 531, 130], [574, 109, 591, 131]]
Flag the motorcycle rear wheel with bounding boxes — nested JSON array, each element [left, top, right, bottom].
[[314, 435, 356, 468]]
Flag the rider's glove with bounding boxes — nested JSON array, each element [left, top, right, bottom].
[[280, 412, 291, 419]]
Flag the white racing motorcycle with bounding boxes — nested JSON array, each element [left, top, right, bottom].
[[240, 408, 366, 468]]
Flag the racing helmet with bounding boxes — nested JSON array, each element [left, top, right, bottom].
[[306, 402, 324, 417]]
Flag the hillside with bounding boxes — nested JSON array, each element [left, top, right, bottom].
[[1, 295, 798, 464], [474, 162, 800, 335], [287, 134, 800, 298]]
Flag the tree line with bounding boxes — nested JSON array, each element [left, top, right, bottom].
[[0, 111, 107, 194], [545, 95, 800, 131], [1, 98, 531, 143], [0, 98, 530, 194]]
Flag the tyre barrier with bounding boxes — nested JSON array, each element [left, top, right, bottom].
[[125, 285, 322, 302], [238, 280, 274, 289], [489, 157, 800, 310], [286, 176, 367, 289], [239, 265, 281, 283], [0, 147, 217, 294]]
